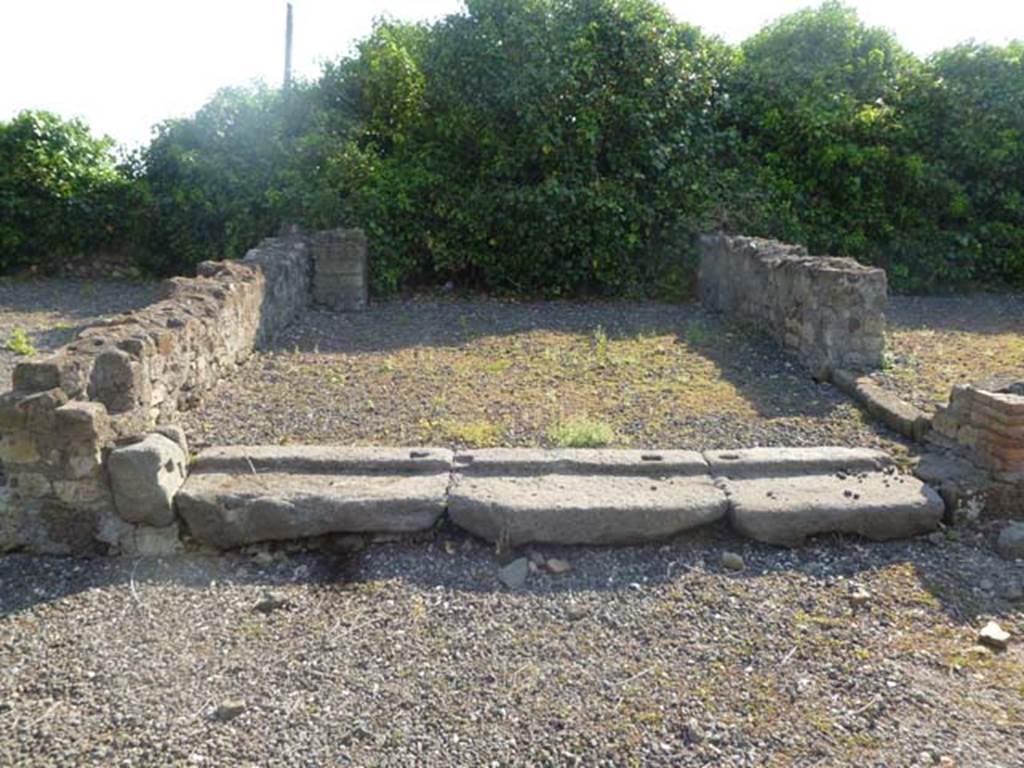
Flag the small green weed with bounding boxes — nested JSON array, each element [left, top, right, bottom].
[[4, 327, 36, 356], [442, 419, 504, 446], [547, 417, 615, 448], [484, 358, 511, 375]]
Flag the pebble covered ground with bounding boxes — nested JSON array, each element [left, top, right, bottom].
[[182, 297, 901, 452], [871, 295, 1024, 413], [0, 278, 166, 390], [1, 523, 1021, 767]]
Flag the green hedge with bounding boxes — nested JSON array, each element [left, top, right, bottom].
[[0, 111, 138, 273], [2, 1, 1022, 294]]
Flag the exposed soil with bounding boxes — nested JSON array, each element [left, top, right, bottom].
[[182, 298, 902, 452], [871, 295, 1024, 413], [1, 524, 1021, 767]]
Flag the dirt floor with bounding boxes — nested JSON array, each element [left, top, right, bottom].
[[181, 298, 901, 452], [1, 522, 1021, 767], [871, 295, 1024, 413]]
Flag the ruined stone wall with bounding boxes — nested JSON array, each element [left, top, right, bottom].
[[932, 376, 1024, 477], [698, 234, 887, 379], [0, 235, 312, 554]]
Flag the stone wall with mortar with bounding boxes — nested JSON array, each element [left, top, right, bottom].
[[312, 229, 368, 311], [698, 234, 887, 379], [0, 235, 312, 554]]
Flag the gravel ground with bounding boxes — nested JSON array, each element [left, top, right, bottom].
[[182, 297, 901, 452], [0, 278, 166, 390], [1, 523, 1021, 766], [871, 295, 1024, 412]]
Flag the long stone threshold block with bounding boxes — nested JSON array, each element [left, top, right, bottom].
[[723, 471, 944, 547], [176, 446, 452, 548], [448, 449, 728, 545]]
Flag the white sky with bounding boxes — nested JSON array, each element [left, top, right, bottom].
[[1, 1, 1021, 148]]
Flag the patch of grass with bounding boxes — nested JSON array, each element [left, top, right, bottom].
[[441, 419, 504, 447], [547, 417, 615, 448], [4, 327, 36, 356], [683, 319, 712, 346], [484, 358, 511, 375]]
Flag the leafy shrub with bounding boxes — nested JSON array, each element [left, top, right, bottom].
[[4, 1, 1022, 295], [917, 42, 1024, 287], [295, 1, 729, 296], [135, 84, 314, 275], [0, 111, 135, 273]]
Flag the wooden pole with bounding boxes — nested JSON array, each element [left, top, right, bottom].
[[284, 2, 294, 89]]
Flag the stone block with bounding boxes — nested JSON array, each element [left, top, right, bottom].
[[55, 401, 111, 441], [11, 356, 62, 393], [313, 228, 368, 311], [726, 472, 944, 546], [108, 433, 187, 527], [89, 347, 142, 413]]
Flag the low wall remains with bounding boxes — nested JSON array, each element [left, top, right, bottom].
[[313, 229, 368, 311], [698, 234, 887, 379], [0, 235, 313, 554], [932, 375, 1024, 477]]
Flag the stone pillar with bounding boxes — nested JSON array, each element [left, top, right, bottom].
[[312, 229, 368, 311]]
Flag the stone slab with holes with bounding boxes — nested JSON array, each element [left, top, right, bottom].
[[175, 445, 945, 549], [175, 446, 452, 548]]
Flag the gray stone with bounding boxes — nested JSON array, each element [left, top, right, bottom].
[[978, 621, 1010, 650], [449, 472, 727, 546], [721, 551, 745, 571], [108, 433, 187, 527], [498, 558, 529, 590], [849, 587, 872, 607], [253, 591, 291, 614], [213, 700, 247, 722], [192, 445, 452, 476], [997, 523, 1024, 560], [832, 370, 932, 441], [704, 447, 889, 479], [176, 447, 451, 548], [121, 523, 184, 557], [449, 450, 722, 548], [154, 424, 189, 456], [546, 557, 572, 574], [454, 448, 708, 477], [725, 472, 944, 546]]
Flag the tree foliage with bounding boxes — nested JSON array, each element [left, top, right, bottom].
[[0, 110, 134, 272], [2, 1, 1022, 294]]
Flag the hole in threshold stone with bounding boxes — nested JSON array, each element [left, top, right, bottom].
[[641, 454, 664, 462], [409, 451, 430, 459], [719, 453, 740, 461]]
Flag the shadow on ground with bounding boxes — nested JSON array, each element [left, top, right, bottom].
[[2, 520, 1019, 630]]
